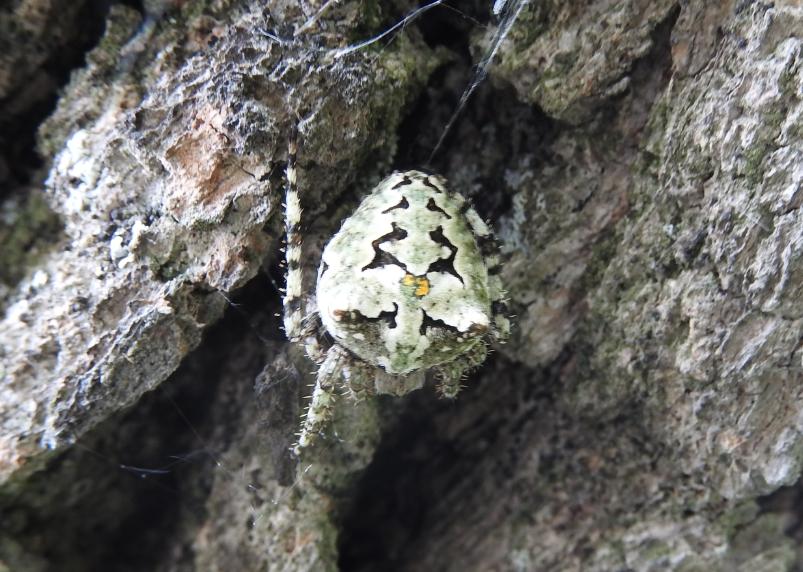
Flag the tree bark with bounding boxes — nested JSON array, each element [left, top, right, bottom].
[[1, 1, 801, 571]]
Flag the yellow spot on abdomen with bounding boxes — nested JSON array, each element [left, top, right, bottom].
[[402, 273, 430, 297]]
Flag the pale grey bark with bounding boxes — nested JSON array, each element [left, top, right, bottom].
[[0, 1, 801, 571]]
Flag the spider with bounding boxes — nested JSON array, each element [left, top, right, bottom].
[[283, 138, 510, 455]]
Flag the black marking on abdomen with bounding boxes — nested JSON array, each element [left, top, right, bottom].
[[427, 226, 463, 283], [426, 197, 452, 219], [422, 177, 443, 192], [382, 196, 409, 213], [392, 175, 413, 189], [362, 223, 409, 271], [419, 309, 459, 336], [356, 303, 399, 329]]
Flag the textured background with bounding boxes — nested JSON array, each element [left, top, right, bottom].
[[0, 1, 801, 570]]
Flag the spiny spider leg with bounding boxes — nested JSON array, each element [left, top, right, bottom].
[[293, 345, 349, 455], [434, 341, 488, 398]]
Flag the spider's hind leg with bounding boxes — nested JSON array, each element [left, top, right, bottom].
[[434, 341, 488, 398]]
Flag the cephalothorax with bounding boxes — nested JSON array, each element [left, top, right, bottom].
[[284, 142, 509, 454]]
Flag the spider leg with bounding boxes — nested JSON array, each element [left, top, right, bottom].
[[456, 195, 511, 343], [344, 358, 376, 401], [299, 312, 327, 364], [434, 341, 488, 398], [293, 345, 347, 455], [282, 132, 308, 343]]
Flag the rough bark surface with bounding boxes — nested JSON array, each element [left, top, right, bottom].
[[0, 1, 801, 571]]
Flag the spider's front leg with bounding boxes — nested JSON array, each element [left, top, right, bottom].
[[293, 345, 349, 455], [282, 135, 309, 344]]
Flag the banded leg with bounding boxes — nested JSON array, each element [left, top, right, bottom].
[[300, 313, 328, 364], [435, 341, 488, 398], [293, 345, 347, 455], [283, 134, 306, 342]]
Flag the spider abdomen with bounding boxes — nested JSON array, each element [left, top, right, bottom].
[[316, 170, 495, 375]]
